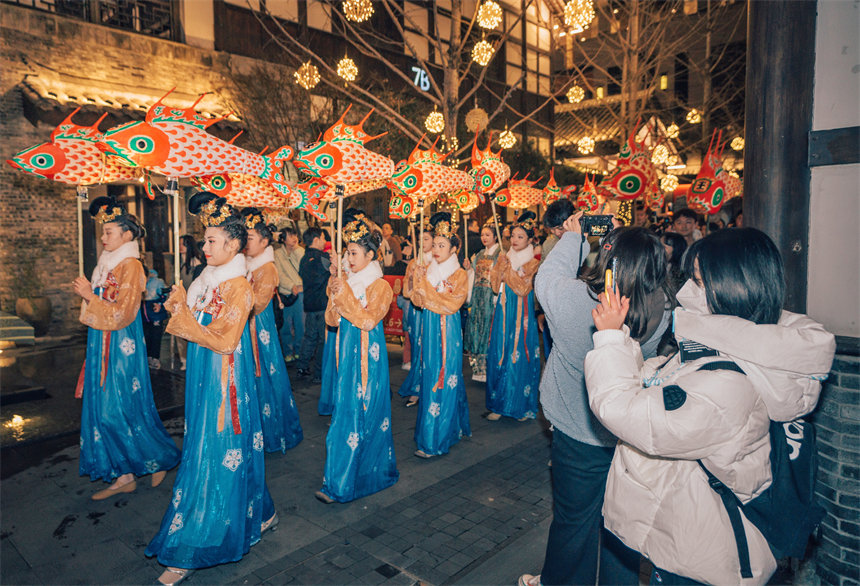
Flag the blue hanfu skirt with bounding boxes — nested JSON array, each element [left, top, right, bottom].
[[414, 310, 471, 456], [317, 324, 338, 416], [320, 319, 399, 502], [486, 285, 541, 419], [146, 315, 274, 569], [253, 301, 302, 452], [397, 300, 423, 398], [79, 310, 180, 482]]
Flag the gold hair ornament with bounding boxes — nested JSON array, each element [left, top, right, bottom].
[[434, 220, 457, 239], [343, 219, 370, 243], [244, 213, 264, 230], [199, 199, 233, 227], [95, 204, 123, 224], [514, 217, 537, 232]]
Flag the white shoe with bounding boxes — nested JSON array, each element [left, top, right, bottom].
[[472, 373, 486, 382], [518, 574, 541, 586], [401, 362, 411, 371]]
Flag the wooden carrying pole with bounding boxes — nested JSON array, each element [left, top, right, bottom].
[[335, 184, 345, 277], [490, 199, 504, 251], [169, 180, 181, 286], [463, 213, 469, 260], [418, 198, 426, 266], [76, 187, 86, 277]]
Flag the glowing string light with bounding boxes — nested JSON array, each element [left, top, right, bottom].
[[477, 1, 503, 29], [294, 62, 320, 90], [343, 0, 373, 22]]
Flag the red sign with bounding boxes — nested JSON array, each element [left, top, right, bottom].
[[383, 274, 405, 336]]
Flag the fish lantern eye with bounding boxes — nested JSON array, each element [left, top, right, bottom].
[[31, 153, 55, 169], [130, 135, 155, 154]]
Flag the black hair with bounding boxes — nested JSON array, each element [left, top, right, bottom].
[[674, 208, 699, 223], [348, 220, 383, 255], [188, 191, 247, 250], [180, 234, 205, 272], [279, 225, 299, 244], [544, 198, 575, 228], [683, 228, 785, 325], [88, 196, 145, 240], [581, 227, 669, 340], [429, 211, 460, 250], [240, 207, 275, 245], [512, 210, 538, 239], [302, 226, 323, 248], [660, 231, 687, 268]]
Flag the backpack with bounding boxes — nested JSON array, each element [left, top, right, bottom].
[[696, 361, 826, 579]]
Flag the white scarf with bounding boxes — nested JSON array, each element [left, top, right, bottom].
[[91, 240, 140, 289], [422, 250, 433, 264], [506, 243, 535, 272], [483, 243, 500, 258], [346, 260, 383, 307], [246, 246, 275, 278], [186, 253, 247, 310], [427, 254, 460, 290]]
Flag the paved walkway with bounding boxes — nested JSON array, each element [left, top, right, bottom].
[[1, 343, 553, 585]]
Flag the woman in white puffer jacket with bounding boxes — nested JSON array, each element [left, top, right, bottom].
[[584, 228, 835, 585]]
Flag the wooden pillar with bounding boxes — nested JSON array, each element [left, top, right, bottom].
[[744, 0, 817, 313]]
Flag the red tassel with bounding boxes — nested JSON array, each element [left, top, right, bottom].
[[228, 354, 242, 434]]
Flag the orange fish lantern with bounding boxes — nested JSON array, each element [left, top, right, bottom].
[[575, 174, 601, 212], [542, 168, 562, 206], [387, 137, 473, 203], [724, 172, 743, 201], [292, 105, 395, 194], [191, 174, 328, 221], [688, 130, 728, 214], [446, 188, 481, 214], [598, 123, 659, 202], [7, 109, 138, 185], [471, 132, 511, 199], [494, 174, 545, 209]]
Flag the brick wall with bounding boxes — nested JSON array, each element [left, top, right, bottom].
[[811, 351, 860, 585]]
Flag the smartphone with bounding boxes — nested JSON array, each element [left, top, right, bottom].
[[604, 258, 618, 308], [580, 214, 614, 237]]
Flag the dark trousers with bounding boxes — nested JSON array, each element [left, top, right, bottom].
[[297, 310, 325, 377], [142, 321, 164, 360], [541, 430, 640, 586]]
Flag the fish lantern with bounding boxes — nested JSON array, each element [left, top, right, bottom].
[[494, 174, 545, 209], [542, 168, 561, 206], [387, 137, 473, 204], [471, 132, 511, 199], [446, 188, 481, 214], [598, 123, 659, 201], [7, 109, 138, 185], [687, 130, 728, 214], [575, 174, 600, 212]]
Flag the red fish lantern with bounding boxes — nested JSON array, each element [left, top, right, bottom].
[[494, 174, 545, 209], [575, 174, 601, 212], [598, 123, 659, 202], [687, 130, 728, 214]]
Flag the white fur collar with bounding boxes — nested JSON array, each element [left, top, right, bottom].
[[346, 260, 383, 307], [506, 243, 535, 271], [427, 254, 460, 289], [246, 246, 275, 277], [186, 253, 247, 310], [484, 243, 500, 256], [91, 241, 140, 289]]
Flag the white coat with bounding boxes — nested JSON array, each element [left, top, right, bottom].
[[584, 304, 835, 585]]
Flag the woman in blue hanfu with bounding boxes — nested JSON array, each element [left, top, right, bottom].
[[242, 208, 303, 452], [146, 194, 276, 586], [315, 216, 399, 504], [397, 225, 434, 406], [486, 210, 542, 422], [410, 212, 471, 459], [72, 197, 180, 501]]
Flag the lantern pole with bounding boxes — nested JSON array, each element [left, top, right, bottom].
[[463, 213, 469, 260], [165, 178, 181, 286], [336, 184, 345, 278], [490, 199, 504, 252], [76, 186, 88, 277], [418, 198, 426, 267]]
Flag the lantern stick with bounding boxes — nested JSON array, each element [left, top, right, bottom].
[[490, 199, 504, 252], [169, 180, 181, 286], [463, 213, 469, 261], [418, 198, 426, 267], [336, 184, 345, 278], [76, 186, 86, 277]]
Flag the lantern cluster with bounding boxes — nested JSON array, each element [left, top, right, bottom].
[[477, 1, 503, 29], [686, 108, 702, 124], [651, 144, 669, 165], [566, 84, 585, 104], [660, 174, 679, 193], [425, 110, 445, 134], [666, 123, 680, 139], [294, 62, 320, 90], [499, 129, 517, 149], [731, 136, 745, 151], [564, 0, 595, 32], [342, 0, 373, 23], [472, 39, 494, 66], [336, 57, 358, 82], [577, 136, 595, 154]]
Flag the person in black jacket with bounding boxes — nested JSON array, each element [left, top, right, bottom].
[[296, 227, 331, 383]]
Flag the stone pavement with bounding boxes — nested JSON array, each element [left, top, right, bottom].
[[1, 342, 554, 585]]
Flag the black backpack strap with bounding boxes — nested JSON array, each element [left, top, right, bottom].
[[697, 461, 754, 579], [697, 360, 746, 375]]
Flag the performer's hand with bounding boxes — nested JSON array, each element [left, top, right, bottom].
[[463, 257, 472, 271], [537, 313, 546, 332], [164, 283, 186, 314], [563, 211, 585, 235], [73, 277, 95, 301], [592, 289, 629, 331], [414, 264, 428, 279], [329, 277, 344, 296], [329, 251, 339, 275]]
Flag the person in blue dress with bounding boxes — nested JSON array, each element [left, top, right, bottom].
[[242, 208, 303, 452], [486, 210, 542, 421], [410, 212, 471, 459], [397, 225, 434, 406], [146, 194, 276, 586], [72, 197, 180, 501], [315, 216, 399, 503]]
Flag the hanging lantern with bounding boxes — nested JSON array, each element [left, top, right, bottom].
[[342, 0, 373, 22], [564, 0, 595, 32], [465, 106, 489, 133], [472, 39, 494, 66], [731, 136, 745, 151], [667, 154, 680, 166], [566, 84, 585, 104], [577, 136, 595, 154], [499, 128, 517, 149], [686, 108, 702, 124], [425, 109, 445, 134], [294, 61, 320, 90], [651, 144, 669, 165], [660, 174, 679, 193], [477, 0, 503, 29], [336, 56, 358, 82], [666, 123, 680, 139]]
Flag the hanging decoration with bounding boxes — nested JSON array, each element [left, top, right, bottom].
[[336, 56, 358, 82], [495, 173, 545, 209], [660, 174, 679, 193], [295, 61, 321, 90], [597, 121, 660, 205], [686, 108, 702, 124], [666, 123, 680, 139], [564, 0, 595, 31], [471, 131, 511, 196], [575, 174, 600, 212], [577, 136, 595, 154], [687, 129, 728, 214], [425, 109, 445, 134], [342, 0, 373, 22], [731, 136, 745, 151], [465, 106, 489, 133], [472, 38, 494, 66], [477, 0, 503, 29], [542, 168, 562, 206], [566, 84, 585, 104], [499, 128, 517, 149], [651, 144, 669, 165]]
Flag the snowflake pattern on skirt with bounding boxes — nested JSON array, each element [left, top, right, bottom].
[[120, 337, 136, 356], [524, 385, 532, 396], [93, 428, 101, 442], [263, 403, 271, 417], [253, 431, 264, 451], [172, 489, 183, 509], [380, 417, 390, 432], [269, 363, 276, 375], [447, 374, 458, 389], [144, 459, 159, 473], [131, 377, 141, 393], [369, 342, 380, 362], [168, 513, 183, 535], [222, 448, 243, 471], [429, 402, 441, 417], [347, 432, 359, 450], [247, 502, 254, 518], [259, 329, 270, 345]]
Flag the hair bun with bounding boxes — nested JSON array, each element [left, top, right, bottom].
[[88, 196, 117, 217], [188, 191, 218, 215], [429, 211, 452, 226], [518, 210, 537, 223]]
